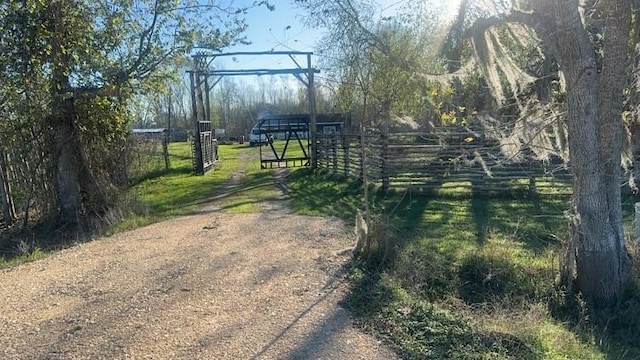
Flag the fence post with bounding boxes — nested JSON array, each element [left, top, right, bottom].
[[162, 133, 170, 170], [359, 131, 365, 182], [342, 134, 350, 177], [381, 126, 389, 192], [635, 202, 640, 242], [332, 135, 338, 174]]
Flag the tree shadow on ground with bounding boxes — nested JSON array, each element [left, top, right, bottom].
[[284, 169, 640, 358], [286, 170, 541, 357], [471, 180, 490, 245], [248, 263, 352, 360], [467, 185, 568, 253], [344, 267, 541, 359], [285, 169, 363, 220]]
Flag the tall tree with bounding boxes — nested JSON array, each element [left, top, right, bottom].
[[460, 0, 633, 307], [538, 0, 632, 306]]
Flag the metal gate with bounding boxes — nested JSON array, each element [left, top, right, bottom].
[[192, 121, 217, 174], [258, 115, 310, 169]]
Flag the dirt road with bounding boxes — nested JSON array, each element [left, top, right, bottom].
[[0, 164, 398, 359]]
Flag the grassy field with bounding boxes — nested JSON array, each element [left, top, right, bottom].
[[1, 141, 280, 267], [285, 168, 640, 359], [112, 141, 279, 232]]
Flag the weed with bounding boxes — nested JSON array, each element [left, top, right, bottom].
[[393, 244, 457, 301], [457, 245, 555, 304], [0, 246, 46, 269]]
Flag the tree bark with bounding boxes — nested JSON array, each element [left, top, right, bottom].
[[0, 151, 16, 225], [594, 0, 633, 303], [533, 0, 632, 306], [52, 98, 83, 225]]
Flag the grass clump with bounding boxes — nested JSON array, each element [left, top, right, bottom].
[[346, 271, 544, 359], [0, 245, 46, 269], [457, 241, 556, 304]]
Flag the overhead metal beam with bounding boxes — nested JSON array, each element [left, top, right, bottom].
[[187, 68, 320, 77], [193, 50, 314, 57]]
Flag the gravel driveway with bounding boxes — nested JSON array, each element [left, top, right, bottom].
[[0, 168, 397, 359]]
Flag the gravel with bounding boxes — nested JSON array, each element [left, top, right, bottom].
[[0, 210, 398, 359]]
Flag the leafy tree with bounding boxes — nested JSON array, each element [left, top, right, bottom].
[[298, 0, 442, 129], [0, 0, 271, 227]]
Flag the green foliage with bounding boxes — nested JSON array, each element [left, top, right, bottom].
[[337, 23, 436, 127], [0, 0, 270, 225], [299, 0, 444, 129]]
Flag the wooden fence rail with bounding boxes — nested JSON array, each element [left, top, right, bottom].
[[316, 132, 572, 195]]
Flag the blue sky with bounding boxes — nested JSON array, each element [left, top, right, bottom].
[[216, 1, 460, 71], [234, 1, 318, 54], [207, 0, 460, 93], [216, 0, 328, 72]]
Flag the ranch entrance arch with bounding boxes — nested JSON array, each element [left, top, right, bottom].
[[188, 51, 319, 174]]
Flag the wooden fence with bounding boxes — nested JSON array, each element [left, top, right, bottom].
[[316, 131, 572, 195]]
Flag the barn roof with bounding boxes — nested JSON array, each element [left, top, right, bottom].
[[132, 128, 167, 134]]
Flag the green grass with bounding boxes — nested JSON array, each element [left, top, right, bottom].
[[286, 168, 363, 218], [0, 247, 46, 269], [284, 169, 640, 359], [112, 141, 279, 232], [1, 141, 281, 266], [259, 139, 309, 160]]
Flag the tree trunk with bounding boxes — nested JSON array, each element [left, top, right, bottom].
[[52, 98, 83, 225], [534, 0, 632, 307], [593, 0, 633, 303], [0, 151, 16, 225]]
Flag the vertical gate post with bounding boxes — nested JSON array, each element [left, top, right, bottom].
[[307, 54, 317, 169], [189, 69, 203, 174]]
